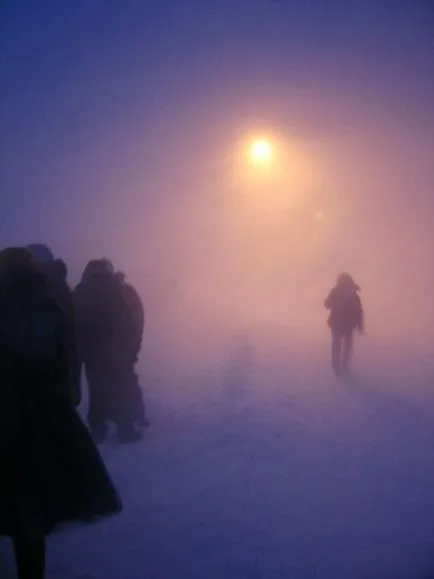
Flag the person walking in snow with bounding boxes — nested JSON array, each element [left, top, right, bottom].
[[0, 247, 122, 579], [324, 273, 364, 376], [73, 260, 143, 443]]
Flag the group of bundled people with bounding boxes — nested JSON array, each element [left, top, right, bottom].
[[0, 238, 364, 578], [0, 243, 148, 578]]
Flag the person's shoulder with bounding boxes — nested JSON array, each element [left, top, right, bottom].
[[124, 282, 137, 295], [124, 283, 142, 303]]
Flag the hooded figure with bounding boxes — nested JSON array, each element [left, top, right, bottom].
[[73, 260, 143, 443], [26, 244, 80, 406], [0, 247, 122, 579], [324, 273, 364, 376]]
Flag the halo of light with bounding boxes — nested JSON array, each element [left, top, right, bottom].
[[249, 139, 273, 163]]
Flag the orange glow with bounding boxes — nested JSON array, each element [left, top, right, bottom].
[[249, 139, 273, 164]]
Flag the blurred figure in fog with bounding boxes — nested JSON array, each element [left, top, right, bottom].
[[0, 247, 122, 579], [115, 271, 149, 428], [26, 244, 80, 406], [324, 273, 364, 376], [74, 260, 143, 443]]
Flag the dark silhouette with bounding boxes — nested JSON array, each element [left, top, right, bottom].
[[115, 271, 149, 428], [26, 244, 81, 407], [53, 258, 67, 282], [73, 260, 143, 443], [0, 247, 122, 579], [324, 273, 364, 376]]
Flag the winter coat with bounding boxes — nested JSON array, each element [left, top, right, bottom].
[[0, 270, 122, 536], [46, 261, 81, 406], [73, 272, 127, 365], [324, 283, 363, 334]]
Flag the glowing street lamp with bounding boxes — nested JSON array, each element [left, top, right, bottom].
[[249, 139, 273, 165]]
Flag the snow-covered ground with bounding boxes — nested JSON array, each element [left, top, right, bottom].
[[2, 332, 434, 579]]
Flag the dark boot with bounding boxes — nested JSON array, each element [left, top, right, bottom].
[[137, 415, 150, 428], [117, 422, 143, 444]]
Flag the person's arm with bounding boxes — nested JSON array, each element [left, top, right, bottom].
[[127, 285, 145, 351], [324, 289, 334, 309]]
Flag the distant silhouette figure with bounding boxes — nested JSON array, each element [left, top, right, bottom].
[[26, 244, 80, 406], [324, 273, 364, 376], [0, 247, 122, 579], [115, 271, 149, 428], [73, 260, 143, 443]]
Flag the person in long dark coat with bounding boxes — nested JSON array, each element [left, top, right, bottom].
[[26, 244, 81, 407], [115, 271, 149, 428], [324, 272, 364, 376], [73, 260, 143, 443], [0, 247, 122, 579]]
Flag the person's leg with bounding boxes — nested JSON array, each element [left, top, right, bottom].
[[342, 331, 354, 374], [131, 367, 149, 428], [331, 332, 342, 376], [12, 518, 46, 579], [110, 361, 143, 443], [116, 420, 143, 443], [86, 364, 108, 443], [116, 405, 143, 443]]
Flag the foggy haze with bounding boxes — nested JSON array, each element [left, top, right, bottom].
[[2, 2, 434, 578], [2, 3, 433, 378]]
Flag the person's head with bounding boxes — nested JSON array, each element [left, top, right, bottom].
[[26, 243, 54, 267], [0, 247, 43, 290], [0, 246, 38, 273], [81, 258, 114, 282], [336, 272, 360, 292]]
